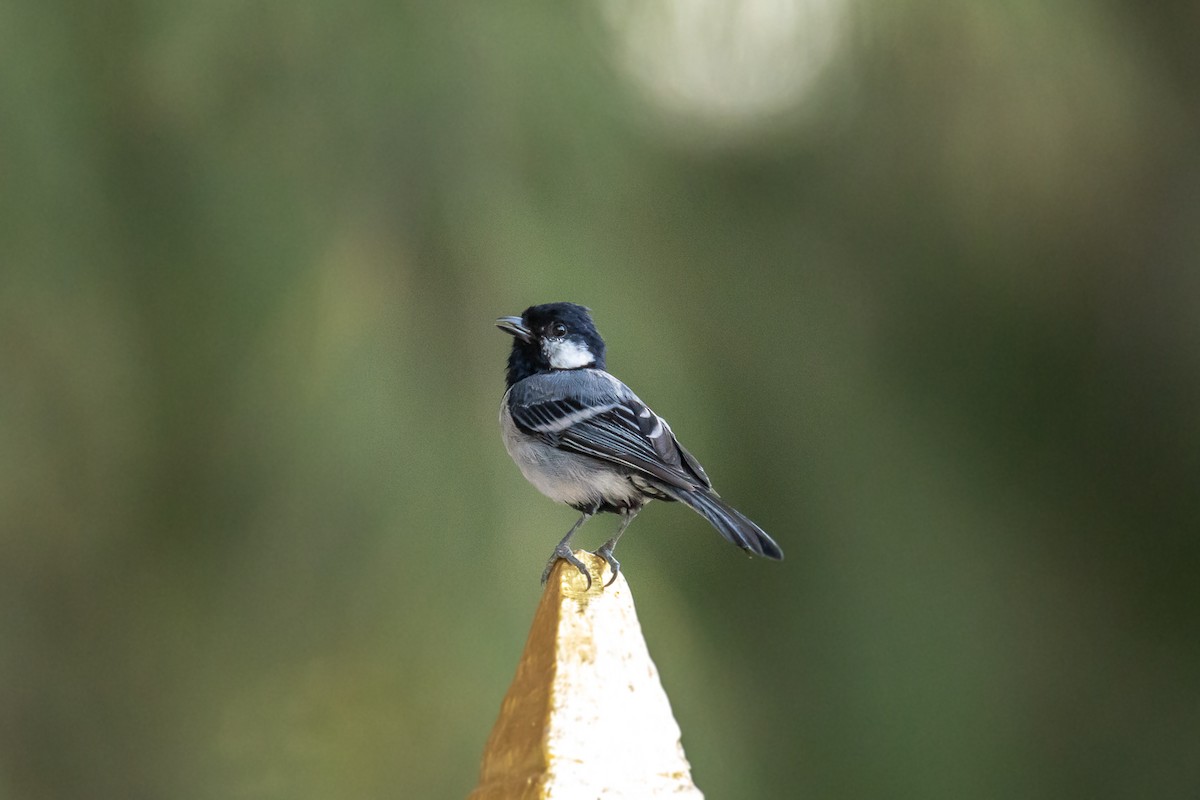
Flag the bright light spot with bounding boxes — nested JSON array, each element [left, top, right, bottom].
[[601, 0, 847, 130]]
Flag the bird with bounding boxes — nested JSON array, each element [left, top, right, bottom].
[[496, 302, 783, 588]]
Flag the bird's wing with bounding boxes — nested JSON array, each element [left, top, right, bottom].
[[507, 370, 712, 492]]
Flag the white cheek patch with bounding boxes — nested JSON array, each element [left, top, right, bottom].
[[543, 338, 595, 369]]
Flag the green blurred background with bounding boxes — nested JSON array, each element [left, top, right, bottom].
[[2, 2, 1198, 798]]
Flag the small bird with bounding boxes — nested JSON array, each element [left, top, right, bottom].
[[497, 302, 783, 588]]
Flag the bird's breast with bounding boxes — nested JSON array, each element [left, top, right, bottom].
[[500, 401, 641, 509]]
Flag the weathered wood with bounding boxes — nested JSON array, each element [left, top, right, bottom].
[[469, 551, 703, 799]]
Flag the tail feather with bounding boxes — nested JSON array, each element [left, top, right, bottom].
[[661, 485, 784, 560]]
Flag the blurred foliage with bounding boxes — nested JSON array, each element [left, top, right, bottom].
[[2, 1, 1198, 798]]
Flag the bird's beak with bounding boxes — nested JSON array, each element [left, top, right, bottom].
[[496, 316, 533, 343]]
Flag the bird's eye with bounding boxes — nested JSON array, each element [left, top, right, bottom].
[[549, 323, 568, 338]]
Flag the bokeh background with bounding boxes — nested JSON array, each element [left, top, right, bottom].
[[3, 2, 1198, 798]]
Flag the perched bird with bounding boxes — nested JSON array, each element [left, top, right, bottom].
[[497, 302, 783, 588]]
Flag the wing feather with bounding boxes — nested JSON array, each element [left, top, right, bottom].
[[508, 370, 712, 492]]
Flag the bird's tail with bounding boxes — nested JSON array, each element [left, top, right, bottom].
[[660, 485, 784, 560]]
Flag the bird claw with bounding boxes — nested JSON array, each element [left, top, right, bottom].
[[594, 541, 621, 587], [542, 543, 593, 590]]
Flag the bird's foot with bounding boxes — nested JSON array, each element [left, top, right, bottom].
[[542, 544, 593, 590], [593, 541, 621, 587]]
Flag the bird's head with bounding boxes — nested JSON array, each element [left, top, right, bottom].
[[497, 302, 607, 386]]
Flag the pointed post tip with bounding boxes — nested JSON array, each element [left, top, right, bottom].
[[548, 550, 619, 598], [469, 550, 703, 799]]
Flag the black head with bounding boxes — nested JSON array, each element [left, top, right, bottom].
[[497, 302, 607, 387]]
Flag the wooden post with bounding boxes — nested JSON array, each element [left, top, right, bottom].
[[468, 551, 704, 799]]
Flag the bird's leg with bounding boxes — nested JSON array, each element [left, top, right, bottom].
[[595, 509, 639, 587], [542, 510, 595, 589]]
